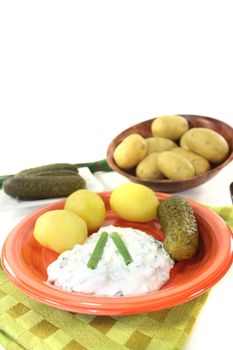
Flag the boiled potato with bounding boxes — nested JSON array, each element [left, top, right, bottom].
[[172, 147, 211, 175], [136, 153, 165, 180], [145, 137, 178, 155], [113, 133, 147, 169], [33, 209, 87, 253], [151, 115, 189, 141], [65, 189, 106, 231], [180, 128, 229, 164], [157, 151, 195, 180], [110, 183, 160, 222]]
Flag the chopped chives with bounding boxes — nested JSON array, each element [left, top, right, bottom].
[[87, 232, 108, 269], [111, 232, 133, 265]]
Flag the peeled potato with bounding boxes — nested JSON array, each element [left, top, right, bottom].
[[110, 183, 160, 222], [180, 128, 229, 164], [33, 209, 87, 253], [171, 147, 211, 175], [145, 137, 178, 155], [65, 189, 106, 231], [151, 115, 189, 141], [157, 151, 195, 180], [113, 133, 147, 169], [136, 152, 165, 180]]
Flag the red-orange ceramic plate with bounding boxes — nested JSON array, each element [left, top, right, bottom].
[[2, 192, 233, 315]]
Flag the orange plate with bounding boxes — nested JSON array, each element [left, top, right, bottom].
[[2, 192, 233, 315]]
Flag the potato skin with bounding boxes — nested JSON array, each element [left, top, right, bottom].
[[171, 148, 211, 175], [33, 209, 87, 253], [151, 115, 189, 141], [157, 151, 195, 180], [180, 128, 229, 164], [136, 152, 165, 180], [145, 137, 178, 155], [113, 133, 147, 169], [179, 132, 190, 150]]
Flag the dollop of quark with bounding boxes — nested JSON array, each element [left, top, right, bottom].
[[47, 225, 174, 297]]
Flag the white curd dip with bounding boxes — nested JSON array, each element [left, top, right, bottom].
[[47, 225, 174, 296]]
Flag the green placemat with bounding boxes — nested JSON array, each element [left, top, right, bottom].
[[0, 206, 232, 350]]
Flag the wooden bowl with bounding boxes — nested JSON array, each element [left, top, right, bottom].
[[106, 115, 233, 192]]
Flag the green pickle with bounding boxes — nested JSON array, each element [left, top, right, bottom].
[[158, 195, 199, 261], [16, 163, 78, 176], [3, 163, 86, 200]]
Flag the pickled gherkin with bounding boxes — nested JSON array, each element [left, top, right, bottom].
[[158, 196, 199, 261], [16, 163, 78, 176], [3, 163, 86, 200]]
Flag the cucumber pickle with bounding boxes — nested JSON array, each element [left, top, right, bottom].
[[3, 163, 86, 200], [158, 195, 199, 261], [16, 163, 78, 176]]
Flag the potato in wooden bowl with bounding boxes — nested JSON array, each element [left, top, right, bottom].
[[106, 115, 233, 192]]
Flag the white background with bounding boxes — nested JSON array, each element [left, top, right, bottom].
[[0, 1, 233, 350], [0, 0, 233, 175]]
